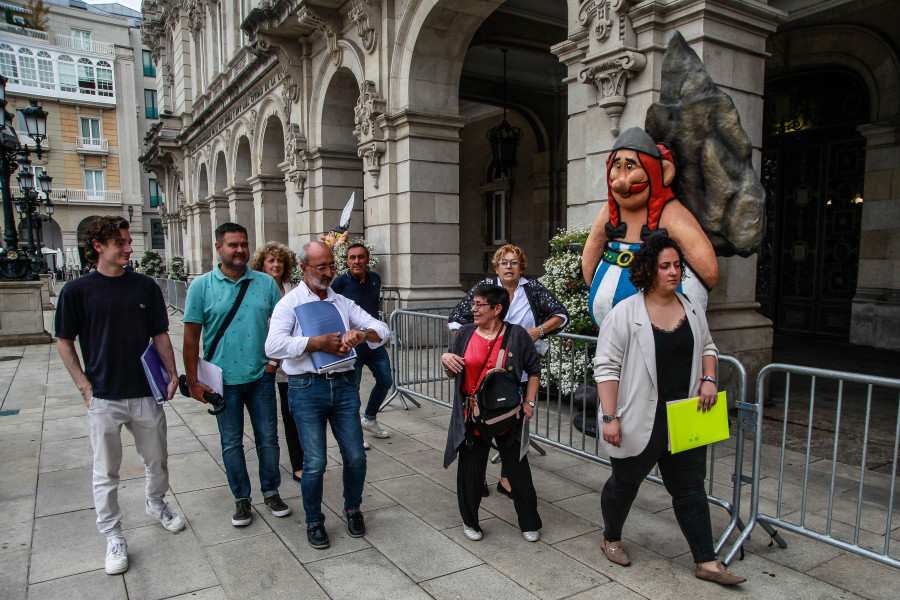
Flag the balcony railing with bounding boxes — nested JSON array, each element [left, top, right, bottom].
[[54, 35, 115, 56], [0, 23, 49, 41], [75, 137, 109, 153], [17, 132, 49, 150], [11, 187, 122, 204]]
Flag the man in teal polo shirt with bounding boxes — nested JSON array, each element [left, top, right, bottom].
[[183, 222, 291, 527]]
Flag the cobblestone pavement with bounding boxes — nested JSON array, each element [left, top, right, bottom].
[[1, 306, 899, 599]]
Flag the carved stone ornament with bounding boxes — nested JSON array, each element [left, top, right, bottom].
[[578, 51, 646, 136], [222, 129, 231, 153], [298, 7, 342, 67], [358, 141, 387, 189], [248, 109, 258, 137], [349, 0, 378, 54], [280, 71, 300, 120], [189, 155, 197, 174], [578, 0, 612, 43], [353, 80, 386, 143], [285, 124, 307, 170], [187, 0, 204, 31]]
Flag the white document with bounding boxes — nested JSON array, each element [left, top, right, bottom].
[[198, 358, 224, 395]]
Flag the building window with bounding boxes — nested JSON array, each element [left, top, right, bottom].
[[149, 178, 162, 207], [72, 30, 92, 51], [17, 48, 37, 87], [144, 89, 158, 119], [36, 51, 53, 89], [142, 49, 155, 77], [80, 117, 101, 145], [58, 55, 76, 92], [77, 58, 95, 94], [151, 218, 165, 249], [217, 2, 225, 68], [488, 190, 507, 245], [84, 169, 105, 198], [96, 61, 113, 96], [0, 44, 18, 83]]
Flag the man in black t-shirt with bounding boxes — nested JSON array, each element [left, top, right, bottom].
[[56, 216, 183, 576]]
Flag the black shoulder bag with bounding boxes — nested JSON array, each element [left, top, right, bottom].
[[470, 327, 524, 445]]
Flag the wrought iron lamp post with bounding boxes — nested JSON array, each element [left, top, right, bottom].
[[0, 74, 54, 281]]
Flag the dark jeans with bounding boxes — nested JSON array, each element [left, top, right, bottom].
[[354, 344, 393, 420], [288, 372, 367, 526], [277, 381, 303, 473], [600, 408, 716, 563], [457, 424, 542, 533], [217, 372, 281, 501]]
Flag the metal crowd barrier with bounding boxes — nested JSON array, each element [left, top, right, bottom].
[[383, 308, 749, 555], [723, 364, 900, 569], [155, 278, 189, 314]]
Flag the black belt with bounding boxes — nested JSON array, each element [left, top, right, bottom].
[[602, 246, 636, 267], [294, 371, 351, 380]]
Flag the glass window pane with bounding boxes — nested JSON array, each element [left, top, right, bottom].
[[17, 49, 36, 87], [36, 52, 53, 89], [0, 44, 18, 82], [58, 56, 76, 92]]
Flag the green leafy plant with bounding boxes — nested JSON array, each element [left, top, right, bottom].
[[23, 0, 50, 31], [168, 255, 187, 281], [138, 249, 166, 278], [538, 226, 596, 394], [333, 237, 379, 274]]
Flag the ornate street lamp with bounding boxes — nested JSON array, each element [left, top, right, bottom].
[[486, 48, 523, 179], [0, 75, 54, 281]]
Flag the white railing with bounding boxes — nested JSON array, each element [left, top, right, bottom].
[[54, 36, 114, 56], [10, 187, 122, 204], [0, 23, 49, 41], [75, 137, 109, 152], [16, 132, 49, 150]]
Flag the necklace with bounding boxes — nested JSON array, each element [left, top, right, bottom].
[[475, 323, 502, 340]]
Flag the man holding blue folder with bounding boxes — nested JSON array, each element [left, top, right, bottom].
[[57, 216, 184, 576], [265, 241, 390, 549]]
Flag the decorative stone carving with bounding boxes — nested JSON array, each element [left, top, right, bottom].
[[358, 141, 387, 189], [578, 51, 646, 136], [222, 129, 231, 153], [579, 0, 612, 42], [353, 81, 387, 188], [248, 109, 258, 137], [189, 155, 197, 174], [298, 7, 342, 67], [349, 0, 379, 53], [280, 70, 299, 120], [285, 124, 307, 170]]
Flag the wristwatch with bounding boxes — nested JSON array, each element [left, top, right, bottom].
[[602, 413, 617, 423], [526, 401, 535, 408], [356, 326, 370, 338]]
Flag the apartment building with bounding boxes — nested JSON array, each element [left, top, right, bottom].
[[0, 0, 162, 269]]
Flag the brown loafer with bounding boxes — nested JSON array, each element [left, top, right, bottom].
[[695, 561, 746, 585], [601, 539, 631, 566]]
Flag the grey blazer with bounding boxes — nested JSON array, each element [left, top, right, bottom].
[[442, 323, 541, 468], [592, 292, 717, 459]]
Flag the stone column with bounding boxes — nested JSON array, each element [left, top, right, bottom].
[[851, 124, 900, 348], [248, 173, 288, 247], [207, 193, 230, 237], [185, 200, 212, 275], [367, 110, 466, 305], [299, 148, 363, 243], [224, 185, 255, 250]]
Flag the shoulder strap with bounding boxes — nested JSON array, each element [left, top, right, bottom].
[[494, 324, 512, 369], [204, 278, 251, 361]]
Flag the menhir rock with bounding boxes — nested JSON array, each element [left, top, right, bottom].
[[645, 32, 765, 257]]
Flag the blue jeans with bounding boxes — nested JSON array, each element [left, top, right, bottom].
[[288, 372, 367, 526], [217, 372, 281, 501], [354, 344, 393, 420]]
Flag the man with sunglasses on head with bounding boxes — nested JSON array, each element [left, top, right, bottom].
[[265, 241, 390, 549], [331, 243, 393, 443]]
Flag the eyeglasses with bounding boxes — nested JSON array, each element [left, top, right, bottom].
[[471, 302, 495, 310], [307, 262, 336, 273], [498, 259, 521, 267]]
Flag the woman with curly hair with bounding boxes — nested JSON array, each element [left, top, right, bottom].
[[252, 241, 303, 483], [592, 235, 744, 585]]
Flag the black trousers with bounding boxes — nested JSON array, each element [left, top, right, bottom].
[[277, 381, 304, 473], [600, 409, 716, 563], [457, 424, 542, 532]]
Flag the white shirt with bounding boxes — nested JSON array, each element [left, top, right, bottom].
[[265, 281, 390, 375]]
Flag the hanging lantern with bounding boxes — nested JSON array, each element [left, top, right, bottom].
[[485, 49, 522, 178]]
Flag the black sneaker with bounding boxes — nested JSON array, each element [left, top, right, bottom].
[[264, 494, 292, 517], [346, 510, 366, 538], [232, 499, 252, 527], [307, 523, 330, 549]]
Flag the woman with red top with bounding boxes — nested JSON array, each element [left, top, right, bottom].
[[441, 283, 543, 542]]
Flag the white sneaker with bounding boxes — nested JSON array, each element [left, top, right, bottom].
[[105, 537, 128, 575], [146, 501, 186, 532], [523, 530, 540, 542], [363, 440, 371, 450], [361, 417, 390, 439], [463, 525, 483, 541]]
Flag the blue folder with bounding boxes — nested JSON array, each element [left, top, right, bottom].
[[140, 342, 170, 404], [294, 301, 358, 373]]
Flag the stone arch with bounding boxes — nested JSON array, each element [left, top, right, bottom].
[[234, 135, 253, 186], [213, 151, 228, 194], [197, 162, 209, 200], [252, 113, 288, 244], [390, 0, 504, 113], [230, 133, 256, 248], [769, 25, 900, 122], [309, 40, 364, 148]]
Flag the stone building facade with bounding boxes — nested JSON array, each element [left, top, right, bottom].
[[139, 0, 900, 354]]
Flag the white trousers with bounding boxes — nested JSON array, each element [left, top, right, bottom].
[[88, 397, 169, 536]]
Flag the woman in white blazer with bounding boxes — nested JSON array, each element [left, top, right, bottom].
[[592, 235, 745, 585]]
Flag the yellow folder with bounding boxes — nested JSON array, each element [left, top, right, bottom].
[[666, 391, 729, 454]]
